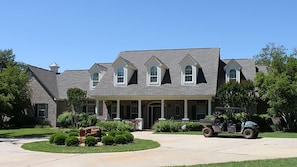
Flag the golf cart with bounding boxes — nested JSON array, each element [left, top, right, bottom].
[[200, 107, 259, 139]]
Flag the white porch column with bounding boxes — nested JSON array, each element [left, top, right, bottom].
[[182, 99, 189, 121], [208, 98, 212, 115], [138, 99, 142, 118], [95, 99, 99, 117], [114, 99, 121, 121], [135, 99, 143, 130], [158, 99, 166, 121]]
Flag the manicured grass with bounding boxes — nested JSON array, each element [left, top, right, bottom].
[[0, 127, 61, 138], [21, 139, 160, 153], [175, 157, 297, 167], [155, 131, 297, 138]]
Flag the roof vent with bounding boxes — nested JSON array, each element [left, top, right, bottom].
[[49, 62, 60, 74]]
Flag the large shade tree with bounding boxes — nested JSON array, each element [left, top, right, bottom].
[[0, 49, 30, 128], [255, 43, 297, 131]]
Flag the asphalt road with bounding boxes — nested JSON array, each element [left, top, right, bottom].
[[1, 131, 297, 167]]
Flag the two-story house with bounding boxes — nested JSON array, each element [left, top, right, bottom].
[[27, 48, 265, 128]]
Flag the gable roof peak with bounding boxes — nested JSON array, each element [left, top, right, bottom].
[[224, 59, 242, 71], [112, 56, 136, 70], [144, 55, 168, 69]]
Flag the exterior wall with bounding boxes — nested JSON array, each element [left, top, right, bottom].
[[29, 77, 57, 127], [100, 99, 209, 129]]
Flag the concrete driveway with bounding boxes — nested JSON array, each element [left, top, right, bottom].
[[1, 131, 297, 167]]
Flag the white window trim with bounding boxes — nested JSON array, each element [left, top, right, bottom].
[[184, 65, 193, 83], [36, 103, 48, 118], [150, 66, 158, 84], [91, 72, 99, 88], [116, 67, 125, 84]]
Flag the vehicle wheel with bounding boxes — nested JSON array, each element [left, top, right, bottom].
[[243, 128, 255, 139], [202, 127, 213, 137]]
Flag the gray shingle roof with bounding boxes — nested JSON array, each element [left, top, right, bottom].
[[28, 65, 59, 98], [91, 48, 220, 97], [223, 59, 257, 81], [56, 70, 91, 99]]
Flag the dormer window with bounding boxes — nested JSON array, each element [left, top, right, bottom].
[[185, 65, 193, 82], [224, 59, 242, 83], [89, 63, 107, 89], [145, 55, 168, 86], [117, 67, 124, 84], [150, 66, 158, 83], [179, 54, 200, 85], [92, 72, 99, 87], [229, 69, 236, 81]]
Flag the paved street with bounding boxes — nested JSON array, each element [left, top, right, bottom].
[[1, 132, 297, 167]]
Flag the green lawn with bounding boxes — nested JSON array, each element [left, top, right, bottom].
[[175, 157, 297, 167], [0, 127, 61, 138], [22, 139, 160, 153]]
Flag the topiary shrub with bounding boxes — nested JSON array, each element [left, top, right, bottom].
[[102, 136, 114, 145], [65, 136, 79, 146], [49, 133, 57, 143], [114, 135, 127, 144], [53, 133, 68, 145], [68, 131, 79, 137], [85, 136, 97, 146], [123, 132, 134, 143]]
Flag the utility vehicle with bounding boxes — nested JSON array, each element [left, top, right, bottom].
[[200, 107, 259, 139]]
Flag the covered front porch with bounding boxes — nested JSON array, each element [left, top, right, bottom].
[[94, 96, 214, 129]]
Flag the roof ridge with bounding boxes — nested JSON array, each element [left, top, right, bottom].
[[122, 47, 220, 53]]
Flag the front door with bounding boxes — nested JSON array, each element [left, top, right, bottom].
[[148, 105, 161, 127]]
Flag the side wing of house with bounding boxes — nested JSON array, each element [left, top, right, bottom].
[[27, 66, 58, 127]]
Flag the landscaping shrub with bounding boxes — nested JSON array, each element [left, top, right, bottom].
[[53, 133, 68, 145], [49, 133, 57, 143], [152, 120, 203, 132], [68, 131, 79, 137], [108, 130, 118, 137], [101, 136, 115, 145], [65, 136, 79, 146], [251, 114, 274, 132], [123, 132, 134, 143], [114, 135, 127, 144], [87, 115, 98, 126], [85, 136, 97, 146], [97, 121, 134, 132], [57, 112, 73, 128], [76, 113, 98, 127]]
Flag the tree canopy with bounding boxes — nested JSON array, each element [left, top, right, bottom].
[[67, 88, 87, 127], [0, 49, 30, 128], [255, 43, 297, 131], [216, 80, 258, 114]]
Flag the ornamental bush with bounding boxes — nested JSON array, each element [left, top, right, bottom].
[[114, 135, 127, 144], [57, 112, 73, 128], [85, 136, 97, 146], [123, 132, 134, 143], [96, 121, 134, 132], [102, 136, 114, 145], [65, 136, 79, 146], [49, 133, 57, 143], [53, 133, 68, 145]]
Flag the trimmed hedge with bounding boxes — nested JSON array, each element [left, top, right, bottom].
[[65, 136, 79, 146], [53, 133, 68, 145], [114, 135, 127, 144], [102, 136, 114, 145], [152, 120, 203, 132], [96, 121, 134, 132], [85, 136, 97, 146]]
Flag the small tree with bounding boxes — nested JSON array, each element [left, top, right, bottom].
[[67, 88, 87, 127], [216, 80, 258, 113]]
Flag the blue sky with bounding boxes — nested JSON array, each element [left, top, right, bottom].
[[1, 0, 296, 72]]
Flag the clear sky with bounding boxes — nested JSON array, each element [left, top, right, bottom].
[[1, 0, 296, 72]]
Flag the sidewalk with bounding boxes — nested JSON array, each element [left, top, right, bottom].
[[1, 132, 297, 167]]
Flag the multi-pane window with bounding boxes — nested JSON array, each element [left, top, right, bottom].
[[36, 104, 48, 118], [150, 66, 157, 83], [185, 65, 193, 82], [117, 67, 124, 83], [229, 69, 236, 81], [92, 73, 99, 87]]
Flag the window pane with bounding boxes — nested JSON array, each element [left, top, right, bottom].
[[150, 66, 157, 83], [92, 73, 99, 86], [230, 69, 236, 80], [185, 65, 193, 82], [117, 67, 124, 83]]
